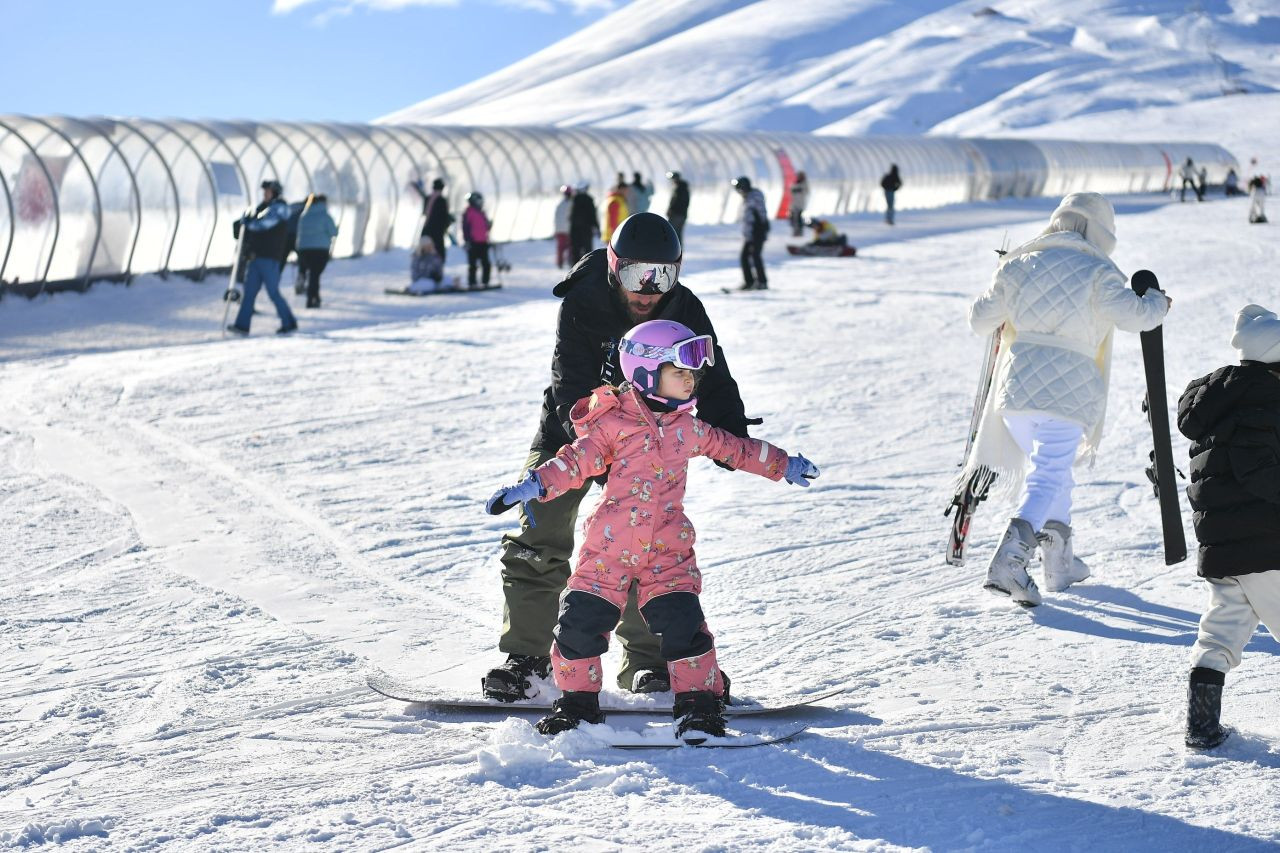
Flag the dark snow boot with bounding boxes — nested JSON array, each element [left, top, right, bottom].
[[481, 653, 551, 702], [1186, 667, 1229, 750], [673, 690, 727, 743], [535, 691, 605, 735], [631, 668, 671, 694]]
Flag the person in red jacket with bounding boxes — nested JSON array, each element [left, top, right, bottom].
[[486, 320, 820, 741], [461, 192, 492, 289], [604, 178, 630, 244]]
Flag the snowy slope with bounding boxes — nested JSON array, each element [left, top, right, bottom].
[[3, 187, 1280, 848], [380, 0, 1280, 136]]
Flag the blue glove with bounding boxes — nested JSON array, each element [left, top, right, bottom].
[[485, 472, 546, 525], [784, 454, 820, 487]]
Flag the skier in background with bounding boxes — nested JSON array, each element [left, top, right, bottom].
[[410, 177, 454, 263], [604, 178, 630, 244], [1180, 157, 1203, 202], [1176, 304, 1280, 750], [295, 193, 338, 309], [732, 176, 769, 290], [486, 320, 819, 739], [789, 170, 809, 236], [964, 192, 1169, 606], [461, 192, 492, 289], [628, 172, 652, 214], [554, 185, 573, 269], [569, 181, 600, 263], [1248, 174, 1268, 224], [480, 212, 760, 704], [806, 216, 846, 247], [227, 179, 298, 336], [1224, 169, 1242, 197], [881, 164, 902, 225], [666, 170, 690, 245]]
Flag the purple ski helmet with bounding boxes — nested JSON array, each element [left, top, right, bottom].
[[618, 320, 715, 412]]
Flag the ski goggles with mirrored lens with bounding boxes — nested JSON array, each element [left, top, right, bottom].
[[614, 258, 681, 294], [619, 334, 715, 371]]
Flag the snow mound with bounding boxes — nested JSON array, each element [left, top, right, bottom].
[[380, 0, 1280, 137]]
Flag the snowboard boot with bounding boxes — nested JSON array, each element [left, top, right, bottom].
[[481, 653, 552, 702], [535, 690, 605, 735], [1186, 667, 1230, 750], [983, 518, 1042, 607], [631, 668, 671, 694], [1037, 521, 1091, 593], [673, 690, 727, 743]]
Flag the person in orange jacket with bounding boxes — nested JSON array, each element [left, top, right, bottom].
[[604, 176, 630, 244]]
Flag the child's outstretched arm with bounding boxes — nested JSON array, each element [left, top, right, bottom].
[[533, 432, 612, 499], [698, 424, 820, 486], [484, 433, 612, 527]]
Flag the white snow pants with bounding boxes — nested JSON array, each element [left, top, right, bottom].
[[1190, 572, 1280, 673], [1002, 414, 1084, 532]]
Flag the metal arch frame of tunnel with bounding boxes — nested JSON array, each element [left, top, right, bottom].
[[0, 114, 1239, 294]]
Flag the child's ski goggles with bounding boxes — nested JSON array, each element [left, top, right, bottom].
[[619, 334, 715, 370], [613, 258, 681, 295]]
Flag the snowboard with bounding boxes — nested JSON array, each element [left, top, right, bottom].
[[945, 324, 1004, 566], [365, 673, 845, 718], [611, 725, 808, 750], [220, 209, 251, 336], [385, 283, 501, 297], [786, 244, 856, 257], [1131, 269, 1187, 565]]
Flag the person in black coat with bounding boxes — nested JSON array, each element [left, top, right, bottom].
[[410, 177, 454, 263], [1176, 304, 1280, 749], [665, 170, 690, 244], [484, 213, 758, 703], [880, 164, 902, 225], [568, 182, 600, 264]]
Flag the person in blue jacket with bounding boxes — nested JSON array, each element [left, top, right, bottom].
[[228, 179, 297, 335], [296, 194, 338, 309]]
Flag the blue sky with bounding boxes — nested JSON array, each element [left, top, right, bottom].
[[1, 0, 613, 122]]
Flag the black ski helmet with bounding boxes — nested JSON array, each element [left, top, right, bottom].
[[465, 191, 484, 206], [432, 177, 445, 191], [731, 176, 751, 192], [261, 178, 283, 196], [666, 170, 681, 181], [607, 212, 682, 292]]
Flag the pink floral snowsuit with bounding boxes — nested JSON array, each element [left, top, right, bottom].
[[531, 384, 789, 695]]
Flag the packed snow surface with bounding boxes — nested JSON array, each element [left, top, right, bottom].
[[3, 182, 1279, 849], [381, 0, 1280, 136]]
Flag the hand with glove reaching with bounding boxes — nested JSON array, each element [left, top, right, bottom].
[[485, 471, 546, 526], [784, 454, 820, 487]]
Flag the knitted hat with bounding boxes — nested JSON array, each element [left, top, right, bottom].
[[1232, 304, 1280, 363], [1047, 192, 1117, 256]]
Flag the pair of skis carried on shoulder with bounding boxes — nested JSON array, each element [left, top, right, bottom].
[[945, 267, 1185, 567]]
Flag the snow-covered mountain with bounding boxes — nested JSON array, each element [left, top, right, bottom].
[[379, 0, 1280, 137]]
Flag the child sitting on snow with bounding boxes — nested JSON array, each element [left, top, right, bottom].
[[408, 235, 444, 293], [1177, 304, 1280, 749], [485, 320, 820, 742]]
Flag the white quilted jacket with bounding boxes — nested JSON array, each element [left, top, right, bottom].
[[969, 231, 1168, 430]]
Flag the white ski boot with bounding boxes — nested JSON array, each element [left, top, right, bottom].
[[1038, 521, 1090, 593], [983, 518, 1042, 607]]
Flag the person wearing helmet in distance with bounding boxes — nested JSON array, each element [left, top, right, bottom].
[[486, 319, 820, 739], [480, 212, 764, 704]]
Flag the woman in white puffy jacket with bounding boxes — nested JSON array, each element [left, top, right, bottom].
[[966, 192, 1170, 606]]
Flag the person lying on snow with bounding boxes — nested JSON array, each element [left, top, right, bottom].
[[486, 320, 820, 741]]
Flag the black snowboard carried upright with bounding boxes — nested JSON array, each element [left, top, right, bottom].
[[1130, 269, 1187, 565]]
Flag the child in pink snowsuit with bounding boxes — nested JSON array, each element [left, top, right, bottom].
[[486, 319, 820, 740]]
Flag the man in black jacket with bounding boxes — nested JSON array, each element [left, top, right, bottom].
[[227, 179, 297, 336], [410, 177, 454, 263], [568, 182, 600, 265], [665, 171, 690, 245], [484, 212, 756, 701], [1177, 303, 1280, 749]]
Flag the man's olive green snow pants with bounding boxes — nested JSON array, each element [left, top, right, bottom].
[[499, 447, 665, 690]]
